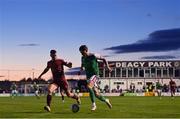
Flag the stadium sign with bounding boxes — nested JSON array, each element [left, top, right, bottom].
[[113, 61, 180, 68]]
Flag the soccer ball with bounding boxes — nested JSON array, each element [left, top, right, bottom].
[[71, 104, 80, 113]]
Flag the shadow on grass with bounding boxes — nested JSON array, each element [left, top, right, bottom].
[[15, 111, 45, 114]]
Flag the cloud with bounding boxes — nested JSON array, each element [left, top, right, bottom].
[[67, 67, 81, 71], [103, 55, 113, 58], [18, 43, 40, 46], [104, 28, 180, 54], [65, 71, 78, 75], [141, 55, 177, 60], [146, 13, 152, 17], [65, 71, 86, 75]]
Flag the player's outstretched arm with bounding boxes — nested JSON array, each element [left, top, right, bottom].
[[38, 67, 49, 79], [97, 57, 112, 72]]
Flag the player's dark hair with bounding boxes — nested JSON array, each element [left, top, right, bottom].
[[50, 49, 56, 54], [79, 45, 88, 51]]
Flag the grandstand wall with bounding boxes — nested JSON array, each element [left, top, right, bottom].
[[98, 60, 180, 92]]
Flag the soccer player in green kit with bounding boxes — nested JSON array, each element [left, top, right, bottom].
[[79, 45, 112, 111], [32, 82, 40, 98], [10, 82, 18, 98], [155, 80, 163, 99]]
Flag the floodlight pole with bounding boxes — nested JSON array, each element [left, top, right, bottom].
[[32, 68, 35, 80], [8, 70, 10, 80]]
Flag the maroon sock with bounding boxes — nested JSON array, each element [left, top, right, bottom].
[[47, 94, 52, 107], [62, 95, 64, 100]]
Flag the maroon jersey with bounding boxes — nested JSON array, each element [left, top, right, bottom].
[[47, 59, 66, 80], [169, 80, 176, 90]]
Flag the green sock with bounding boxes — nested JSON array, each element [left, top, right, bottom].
[[96, 95, 106, 102], [88, 88, 95, 103]]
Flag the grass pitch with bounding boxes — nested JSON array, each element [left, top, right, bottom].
[[0, 96, 180, 118]]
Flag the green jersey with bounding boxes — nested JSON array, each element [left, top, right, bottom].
[[11, 84, 17, 90], [33, 84, 39, 91], [156, 82, 162, 89], [81, 53, 101, 79]]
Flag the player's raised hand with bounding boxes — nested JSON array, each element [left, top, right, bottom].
[[107, 66, 112, 73], [67, 62, 72, 68]]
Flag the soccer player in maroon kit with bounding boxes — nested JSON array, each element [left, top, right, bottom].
[[38, 50, 81, 112], [169, 78, 176, 98]]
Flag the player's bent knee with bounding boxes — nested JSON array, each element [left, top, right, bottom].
[[65, 91, 71, 97], [67, 94, 71, 97], [95, 93, 100, 97], [87, 84, 92, 89]]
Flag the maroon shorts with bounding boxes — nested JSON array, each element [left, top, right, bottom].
[[52, 77, 69, 91]]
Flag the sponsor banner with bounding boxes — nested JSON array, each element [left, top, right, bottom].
[[23, 94, 35, 96], [82, 93, 89, 97], [0, 93, 38, 97], [136, 93, 145, 96], [0, 94, 10, 97], [145, 92, 155, 96], [102, 93, 120, 96], [123, 93, 144, 96], [124, 93, 137, 96], [55, 93, 83, 97], [162, 92, 180, 96], [0, 92, 180, 96]]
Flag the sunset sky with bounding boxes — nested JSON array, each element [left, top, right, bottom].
[[0, 0, 180, 81]]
